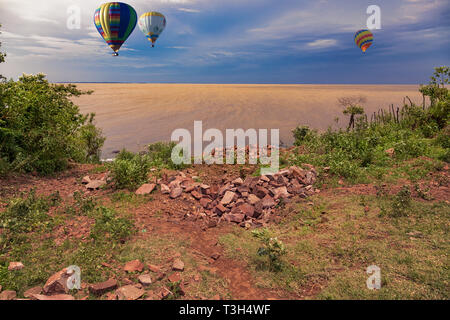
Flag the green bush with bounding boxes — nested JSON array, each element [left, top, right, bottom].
[[148, 141, 188, 170], [90, 206, 134, 242], [252, 228, 287, 272], [109, 150, 151, 190], [0, 74, 105, 175]]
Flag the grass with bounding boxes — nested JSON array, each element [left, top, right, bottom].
[[219, 193, 450, 299]]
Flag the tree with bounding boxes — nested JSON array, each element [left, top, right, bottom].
[[338, 96, 366, 130], [420, 66, 449, 106], [0, 24, 6, 80]]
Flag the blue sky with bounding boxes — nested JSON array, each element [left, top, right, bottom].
[[1, 0, 449, 83]]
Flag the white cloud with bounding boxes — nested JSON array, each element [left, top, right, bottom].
[[307, 39, 338, 49]]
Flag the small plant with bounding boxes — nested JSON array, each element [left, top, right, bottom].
[[90, 206, 134, 242], [109, 150, 151, 190], [390, 186, 412, 217], [252, 229, 287, 272], [148, 141, 188, 170], [167, 280, 184, 300], [414, 184, 433, 201], [73, 191, 97, 214]]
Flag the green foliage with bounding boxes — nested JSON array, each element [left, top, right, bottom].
[[0, 74, 105, 175], [90, 206, 134, 242], [109, 150, 151, 190], [252, 228, 287, 272], [291, 67, 449, 182], [148, 141, 188, 170], [0, 24, 5, 79], [0, 190, 55, 234]]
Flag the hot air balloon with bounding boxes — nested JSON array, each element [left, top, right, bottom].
[[354, 29, 374, 53], [138, 12, 166, 48], [94, 2, 137, 56]]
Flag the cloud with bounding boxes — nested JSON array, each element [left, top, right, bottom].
[[307, 39, 338, 49], [178, 8, 201, 13]]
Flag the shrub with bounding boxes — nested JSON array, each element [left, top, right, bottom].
[[0, 190, 54, 234], [109, 150, 150, 190], [90, 206, 134, 242], [389, 186, 412, 217], [252, 229, 287, 272], [0, 74, 104, 174], [148, 141, 188, 170]]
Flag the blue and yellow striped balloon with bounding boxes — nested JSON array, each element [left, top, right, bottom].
[[94, 2, 137, 56], [354, 29, 374, 53]]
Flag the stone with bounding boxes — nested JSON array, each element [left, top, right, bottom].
[[385, 148, 395, 156], [226, 213, 245, 223], [33, 294, 74, 300], [239, 203, 255, 217], [116, 285, 145, 300], [24, 286, 42, 299], [148, 264, 162, 273], [254, 186, 269, 199], [0, 290, 16, 300], [200, 197, 212, 208], [8, 261, 24, 271], [86, 180, 106, 190], [81, 176, 91, 184], [232, 178, 244, 185], [138, 274, 152, 286], [191, 190, 203, 200], [135, 183, 156, 195], [168, 273, 182, 283], [211, 253, 221, 260], [247, 194, 260, 205], [172, 258, 185, 271], [221, 191, 235, 205], [123, 260, 145, 273], [89, 279, 118, 296], [273, 186, 290, 199], [43, 268, 71, 294], [170, 187, 183, 199], [261, 194, 276, 208], [161, 184, 170, 194]]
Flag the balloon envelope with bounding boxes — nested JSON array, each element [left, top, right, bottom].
[[138, 12, 166, 47], [94, 2, 137, 55], [354, 29, 374, 53]]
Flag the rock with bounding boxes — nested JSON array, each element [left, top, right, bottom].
[[8, 261, 24, 271], [159, 287, 172, 300], [89, 279, 118, 296], [33, 294, 75, 300], [43, 268, 71, 294], [135, 183, 156, 195], [273, 186, 290, 199], [254, 186, 269, 199], [168, 273, 181, 283], [86, 180, 106, 190], [147, 264, 162, 273], [123, 260, 145, 273], [170, 187, 183, 199], [172, 258, 185, 271], [191, 190, 203, 200], [211, 253, 221, 260], [24, 286, 42, 299], [232, 178, 244, 185], [385, 148, 395, 157], [138, 274, 152, 287], [82, 176, 91, 184], [116, 285, 145, 300], [161, 184, 170, 194], [214, 204, 228, 215], [235, 203, 255, 217], [261, 194, 276, 208], [0, 290, 16, 300], [226, 213, 245, 223], [221, 191, 235, 205], [247, 194, 260, 205], [200, 197, 212, 208]]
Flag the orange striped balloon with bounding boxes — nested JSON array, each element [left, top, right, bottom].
[[354, 29, 374, 53]]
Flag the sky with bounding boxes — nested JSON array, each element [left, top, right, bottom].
[[0, 0, 449, 84]]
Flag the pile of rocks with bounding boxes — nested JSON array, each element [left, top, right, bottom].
[[155, 165, 318, 227]]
